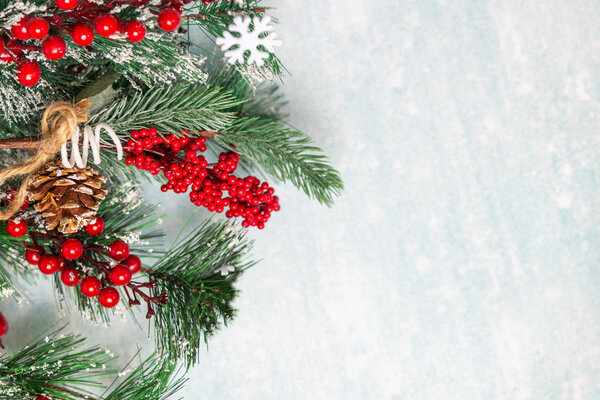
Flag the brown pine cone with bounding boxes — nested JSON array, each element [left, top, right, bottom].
[[28, 161, 108, 234]]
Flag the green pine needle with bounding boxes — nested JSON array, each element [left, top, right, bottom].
[[148, 220, 255, 367], [103, 353, 185, 400], [0, 326, 113, 400], [90, 84, 242, 136], [216, 118, 344, 206]]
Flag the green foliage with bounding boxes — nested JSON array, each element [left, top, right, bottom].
[[0, 326, 186, 400], [0, 327, 113, 400], [148, 220, 255, 367], [90, 84, 241, 136], [103, 353, 185, 400], [216, 118, 344, 206]]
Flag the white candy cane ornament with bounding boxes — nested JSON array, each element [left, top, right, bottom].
[[61, 123, 123, 168]]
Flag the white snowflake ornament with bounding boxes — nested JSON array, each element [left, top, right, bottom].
[[216, 15, 281, 67]]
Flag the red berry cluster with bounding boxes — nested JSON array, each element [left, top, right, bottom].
[[124, 129, 280, 229], [6, 216, 165, 315], [4, 0, 195, 86]]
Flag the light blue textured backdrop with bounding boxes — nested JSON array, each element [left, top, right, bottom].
[[3, 1, 600, 399]]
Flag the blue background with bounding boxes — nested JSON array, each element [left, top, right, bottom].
[[4, 1, 600, 399]]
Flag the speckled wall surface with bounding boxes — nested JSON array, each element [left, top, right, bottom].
[[3, 1, 600, 399]]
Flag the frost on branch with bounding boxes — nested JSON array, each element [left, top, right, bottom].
[[216, 15, 281, 67]]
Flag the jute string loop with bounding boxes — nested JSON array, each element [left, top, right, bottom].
[[0, 99, 91, 220]]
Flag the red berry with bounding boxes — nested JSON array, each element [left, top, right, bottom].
[[109, 265, 131, 286], [56, 0, 78, 10], [11, 17, 30, 40], [125, 20, 146, 42], [16, 61, 41, 87], [85, 217, 105, 236], [80, 276, 101, 297], [25, 247, 42, 265], [108, 240, 129, 260], [98, 287, 119, 308], [157, 8, 180, 32], [0, 311, 8, 344], [26, 17, 49, 40], [61, 267, 81, 286], [71, 24, 94, 46], [57, 256, 66, 270], [94, 14, 118, 37], [42, 35, 66, 60], [6, 219, 27, 237], [122, 254, 142, 274], [38, 254, 60, 275], [61, 238, 83, 260]]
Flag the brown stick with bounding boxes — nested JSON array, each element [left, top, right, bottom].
[[42, 382, 99, 400], [0, 137, 40, 151], [0, 131, 217, 151]]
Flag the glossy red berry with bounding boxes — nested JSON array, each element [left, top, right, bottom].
[[16, 61, 41, 87], [56, 0, 78, 10], [71, 24, 94, 46], [26, 17, 49, 40], [94, 14, 118, 37], [42, 35, 66, 60], [38, 254, 60, 275], [122, 254, 142, 274], [0, 312, 7, 348], [108, 240, 129, 261], [98, 287, 119, 308], [125, 20, 146, 42], [109, 265, 131, 286], [61, 267, 81, 286], [157, 8, 180, 32], [80, 276, 101, 297], [61, 238, 83, 260], [6, 219, 27, 237], [25, 247, 42, 265], [85, 217, 105, 236], [11, 17, 30, 40]]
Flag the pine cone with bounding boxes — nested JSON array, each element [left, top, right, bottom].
[[28, 161, 108, 234]]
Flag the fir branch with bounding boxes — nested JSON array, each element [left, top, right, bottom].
[[148, 220, 255, 367], [89, 84, 241, 136], [103, 353, 185, 400], [0, 326, 113, 400], [216, 118, 344, 206]]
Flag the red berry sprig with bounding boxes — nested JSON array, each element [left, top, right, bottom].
[[16, 218, 166, 315], [124, 129, 280, 229], [2, 0, 195, 86]]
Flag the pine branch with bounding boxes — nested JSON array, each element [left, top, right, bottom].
[[0, 326, 113, 400], [89, 84, 241, 136], [103, 352, 185, 400], [216, 118, 344, 206], [147, 220, 255, 367]]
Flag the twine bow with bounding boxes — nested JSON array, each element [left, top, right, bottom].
[[0, 99, 90, 220]]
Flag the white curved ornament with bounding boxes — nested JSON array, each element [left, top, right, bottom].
[[61, 123, 123, 169]]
